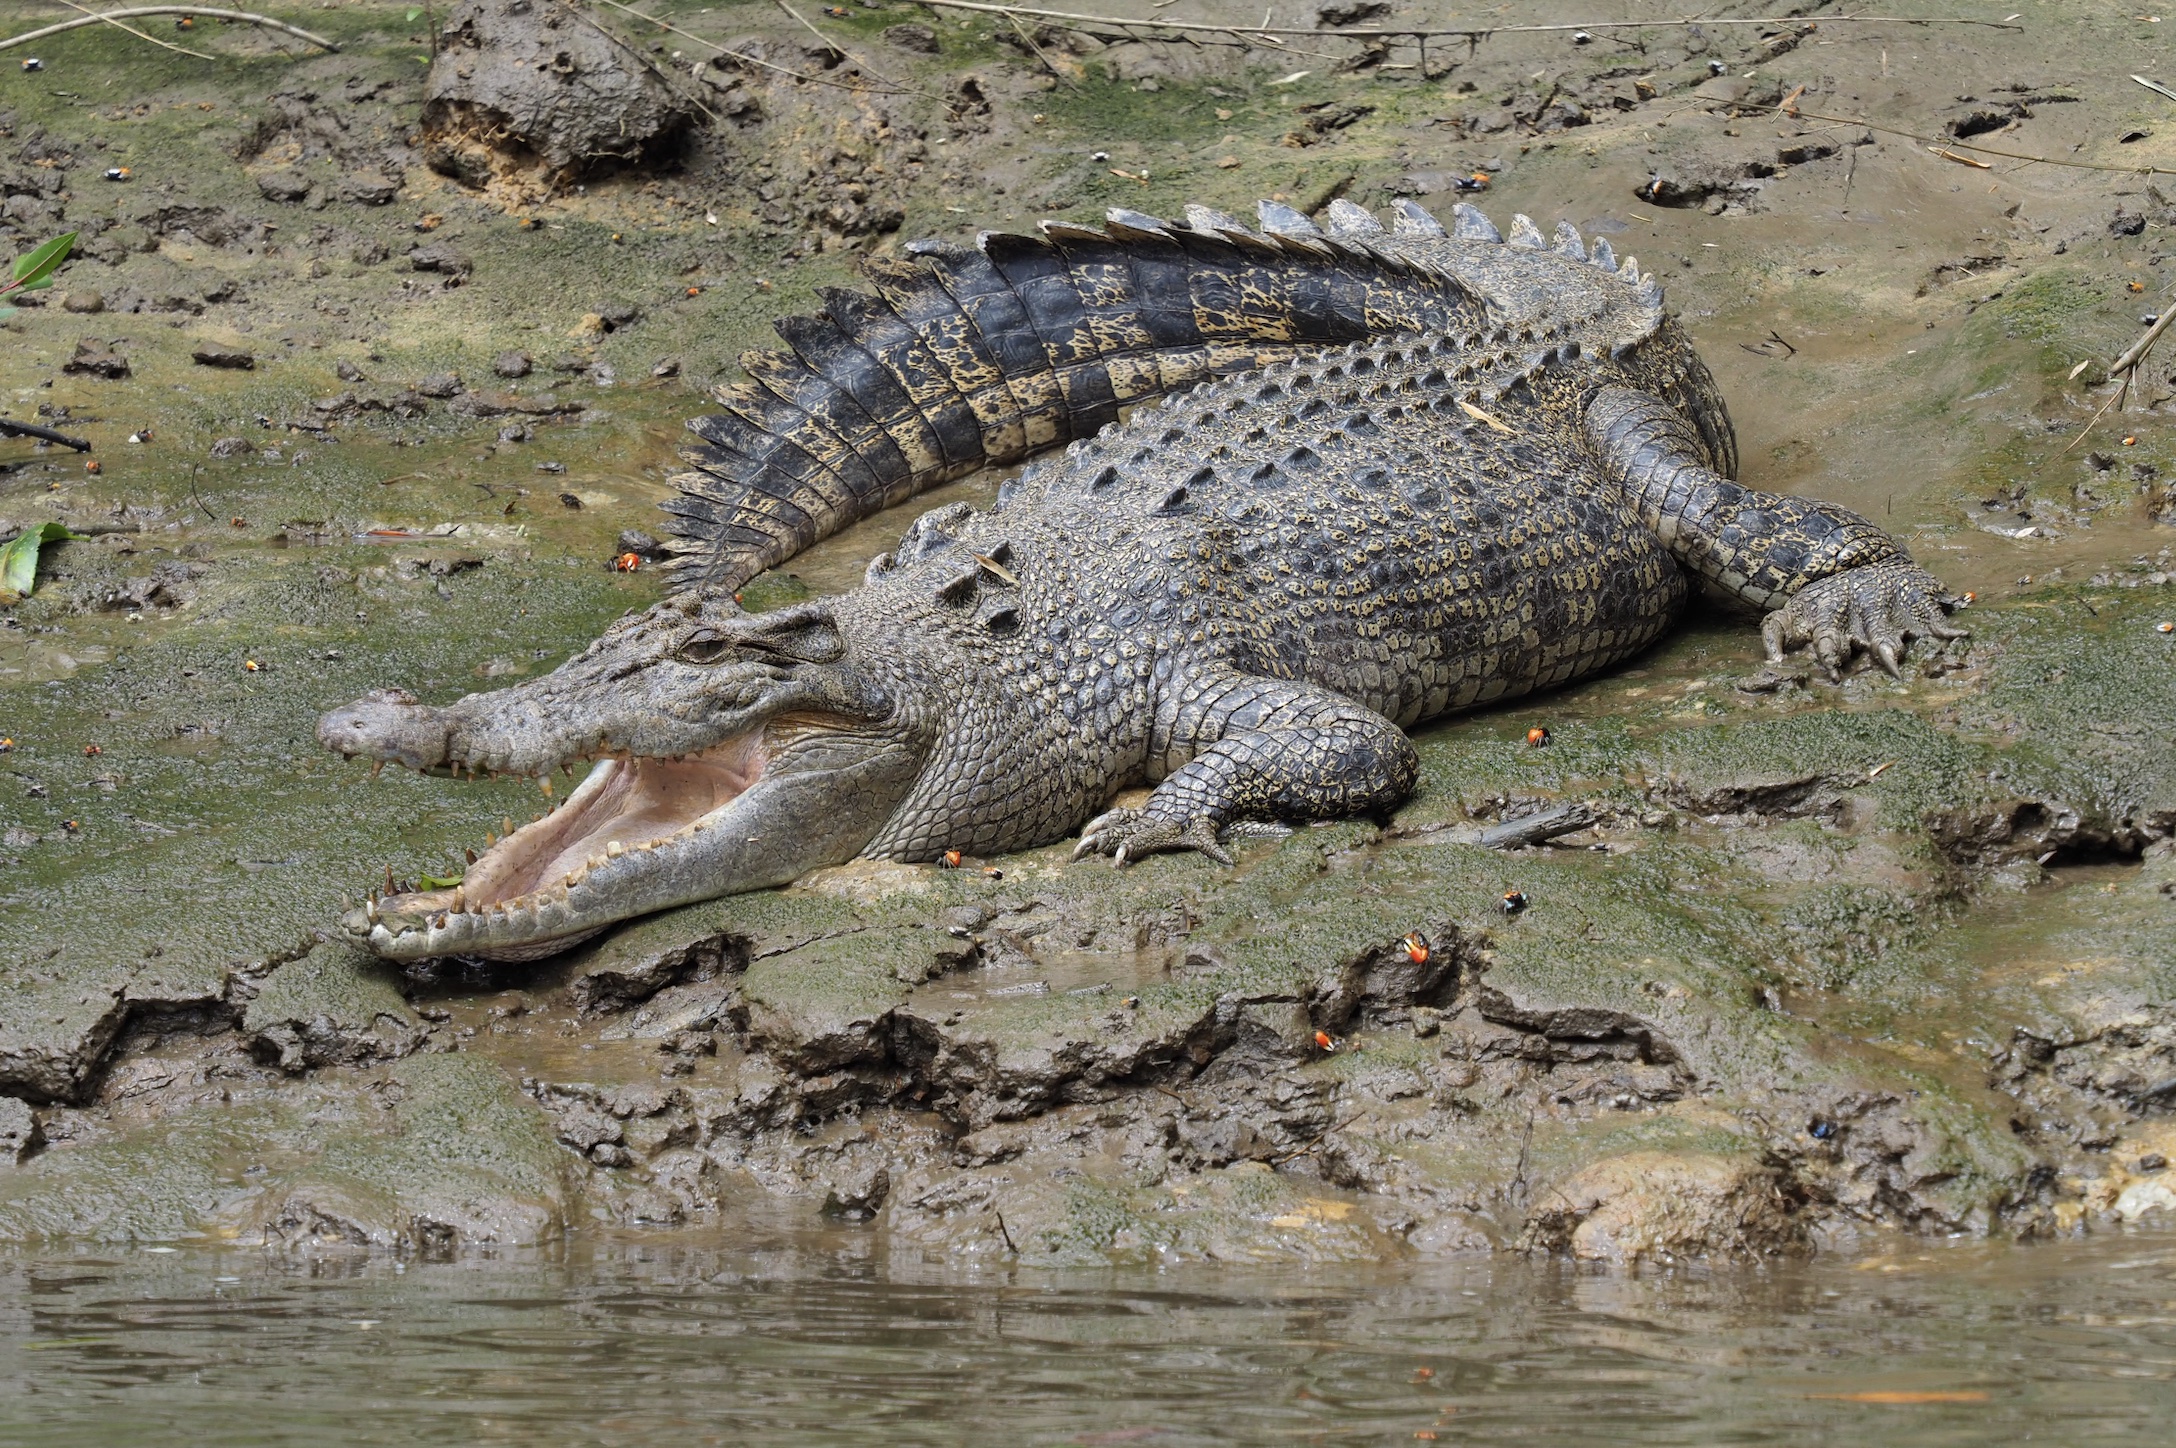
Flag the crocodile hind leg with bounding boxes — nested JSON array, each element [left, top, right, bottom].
[[1584, 385, 1966, 677], [1072, 671, 1418, 866]]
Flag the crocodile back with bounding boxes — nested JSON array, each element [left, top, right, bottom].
[[669, 199, 1717, 592]]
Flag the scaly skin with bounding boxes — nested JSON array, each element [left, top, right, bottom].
[[320, 199, 1964, 961]]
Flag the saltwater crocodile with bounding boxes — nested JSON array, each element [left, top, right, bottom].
[[318, 198, 1963, 962]]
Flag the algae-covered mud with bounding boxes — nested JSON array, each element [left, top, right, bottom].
[[1, 1, 2173, 1268]]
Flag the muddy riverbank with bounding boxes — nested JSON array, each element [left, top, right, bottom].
[[1, 1, 2172, 1264]]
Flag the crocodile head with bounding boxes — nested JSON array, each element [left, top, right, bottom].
[[316, 593, 928, 962]]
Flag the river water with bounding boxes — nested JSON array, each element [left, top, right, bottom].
[[2, 1230, 2171, 1445]]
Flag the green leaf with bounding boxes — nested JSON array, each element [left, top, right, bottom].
[[415, 873, 464, 890], [0, 522, 79, 599], [406, 6, 424, 20], [9, 232, 76, 290]]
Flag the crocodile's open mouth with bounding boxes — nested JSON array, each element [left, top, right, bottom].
[[348, 734, 768, 963]]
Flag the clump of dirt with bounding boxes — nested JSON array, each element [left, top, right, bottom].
[[420, 0, 698, 202]]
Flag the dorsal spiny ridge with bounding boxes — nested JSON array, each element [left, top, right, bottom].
[[1552, 220, 1586, 258], [1258, 199, 1321, 237], [1508, 215, 1547, 251], [1183, 203, 1251, 237], [1390, 199, 1447, 238], [1450, 203, 1501, 242], [1324, 199, 1384, 236]]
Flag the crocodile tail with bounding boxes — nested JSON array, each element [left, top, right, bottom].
[[666, 200, 1487, 591]]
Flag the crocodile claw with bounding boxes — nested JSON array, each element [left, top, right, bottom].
[[1761, 559, 1968, 681], [1071, 807, 1234, 867]]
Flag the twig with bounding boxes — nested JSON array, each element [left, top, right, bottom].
[[2109, 305, 2176, 381], [187, 464, 217, 521], [562, 3, 722, 127], [54, 0, 215, 60], [2135, 74, 2176, 106], [1784, 101, 2176, 178], [586, 0, 916, 97], [773, 0, 916, 93], [0, 7, 340, 54], [1004, 10, 1080, 92], [0, 417, 92, 451], [908, 2, 2024, 42]]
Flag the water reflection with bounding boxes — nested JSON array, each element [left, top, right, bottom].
[[2, 1232, 2172, 1444]]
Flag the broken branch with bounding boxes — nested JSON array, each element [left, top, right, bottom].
[[0, 7, 340, 55]]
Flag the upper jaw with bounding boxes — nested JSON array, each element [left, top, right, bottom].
[[347, 722, 923, 962]]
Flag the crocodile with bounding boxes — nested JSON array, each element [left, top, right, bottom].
[[318, 198, 1963, 962]]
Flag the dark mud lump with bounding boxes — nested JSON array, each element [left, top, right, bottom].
[[420, 0, 697, 196]]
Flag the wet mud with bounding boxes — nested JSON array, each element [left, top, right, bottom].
[[1, 2, 2173, 1264]]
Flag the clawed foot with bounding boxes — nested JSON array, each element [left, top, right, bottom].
[[1761, 560, 1968, 680], [1070, 807, 1234, 867]]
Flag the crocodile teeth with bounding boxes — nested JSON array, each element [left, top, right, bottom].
[[606, 840, 625, 858], [1390, 199, 1445, 238], [1324, 199, 1383, 236], [1449, 203, 1501, 242], [1553, 220, 1586, 258], [1508, 214, 1548, 250], [1257, 199, 1320, 237]]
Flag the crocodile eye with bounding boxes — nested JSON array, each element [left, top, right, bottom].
[[675, 631, 734, 665]]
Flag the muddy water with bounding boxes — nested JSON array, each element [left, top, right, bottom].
[[2, 1235, 2172, 1444]]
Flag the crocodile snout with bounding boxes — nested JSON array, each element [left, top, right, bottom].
[[316, 688, 452, 773]]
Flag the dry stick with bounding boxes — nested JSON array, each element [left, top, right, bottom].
[[1784, 101, 2176, 178], [587, 0, 916, 96], [564, 3, 723, 127], [1004, 10, 1082, 91], [0, 6, 339, 54], [773, 0, 920, 94], [54, 0, 215, 60], [908, 2, 2024, 42]]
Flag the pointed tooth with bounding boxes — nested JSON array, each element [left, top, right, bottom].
[[1553, 220, 1585, 258], [1324, 198, 1383, 236], [1508, 214, 1547, 250], [606, 840, 625, 858], [384, 864, 396, 894], [1257, 199, 1320, 237], [1450, 203, 1501, 242], [589, 854, 607, 870], [1390, 199, 1446, 238], [450, 887, 465, 912], [502, 817, 513, 837], [369, 759, 384, 780], [539, 776, 553, 797], [1590, 236, 1616, 270], [465, 847, 478, 864]]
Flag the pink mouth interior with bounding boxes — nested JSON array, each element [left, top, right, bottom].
[[447, 733, 767, 909]]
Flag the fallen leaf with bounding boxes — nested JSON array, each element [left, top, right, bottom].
[[0, 522, 78, 599]]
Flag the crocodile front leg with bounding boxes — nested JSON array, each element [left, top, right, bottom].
[[1585, 385, 1966, 677], [1072, 669, 1418, 866]]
